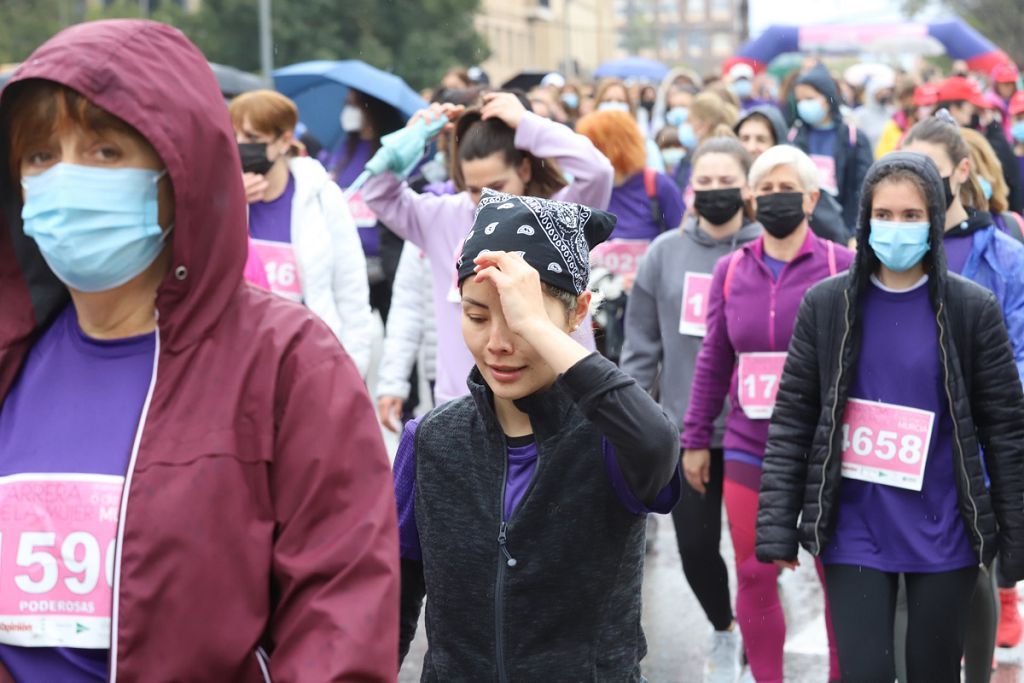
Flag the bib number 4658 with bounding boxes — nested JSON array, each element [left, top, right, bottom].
[[841, 425, 925, 464]]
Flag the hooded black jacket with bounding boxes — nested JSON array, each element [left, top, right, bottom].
[[791, 65, 874, 236], [755, 152, 1024, 580]]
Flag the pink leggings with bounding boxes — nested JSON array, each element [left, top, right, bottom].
[[724, 477, 840, 683]]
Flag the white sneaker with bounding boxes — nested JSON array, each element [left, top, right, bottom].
[[704, 629, 742, 683], [738, 666, 755, 683]]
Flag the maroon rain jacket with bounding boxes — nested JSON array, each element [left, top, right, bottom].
[[0, 20, 399, 682]]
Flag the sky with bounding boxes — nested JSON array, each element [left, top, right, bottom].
[[748, 0, 940, 34]]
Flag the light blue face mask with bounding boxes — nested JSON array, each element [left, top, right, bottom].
[[22, 163, 170, 292], [1012, 121, 1024, 143], [661, 147, 686, 169], [732, 79, 753, 99], [598, 101, 630, 114], [978, 175, 993, 201], [561, 93, 579, 110], [797, 98, 828, 127], [869, 219, 931, 273], [666, 106, 689, 127], [678, 123, 698, 149]]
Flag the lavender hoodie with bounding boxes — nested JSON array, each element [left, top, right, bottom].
[[361, 112, 614, 403], [682, 231, 853, 456]]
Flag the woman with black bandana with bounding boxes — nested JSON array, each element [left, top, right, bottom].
[[393, 191, 681, 679], [682, 144, 852, 682]]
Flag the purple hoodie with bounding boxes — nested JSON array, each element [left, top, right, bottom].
[[361, 112, 613, 404], [682, 231, 853, 455]]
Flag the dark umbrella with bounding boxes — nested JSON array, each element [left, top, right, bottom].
[[209, 62, 270, 98], [501, 71, 552, 92], [274, 60, 426, 150]]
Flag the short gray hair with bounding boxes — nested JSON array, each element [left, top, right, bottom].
[[748, 144, 820, 193]]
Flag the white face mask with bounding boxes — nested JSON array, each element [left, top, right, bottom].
[[340, 105, 364, 133]]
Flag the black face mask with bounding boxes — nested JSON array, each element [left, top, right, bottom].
[[942, 176, 956, 208], [693, 188, 745, 226], [239, 142, 274, 175], [755, 192, 806, 238]]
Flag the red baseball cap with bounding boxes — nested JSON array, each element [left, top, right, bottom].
[[937, 76, 988, 108], [992, 63, 1020, 84], [913, 84, 939, 107], [1010, 91, 1024, 117]]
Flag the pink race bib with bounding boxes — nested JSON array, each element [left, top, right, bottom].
[[840, 398, 935, 492], [589, 239, 650, 278], [737, 352, 787, 419], [346, 189, 379, 228], [811, 154, 838, 195], [0, 474, 123, 648], [251, 239, 303, 301], [679, 272, 713, 337]]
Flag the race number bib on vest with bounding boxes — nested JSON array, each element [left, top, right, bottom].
[[589, 239, 650, 278], [346, 189, 379, 228], [737, 352, 787, 419], [679, 272, 713, 337], [0, 473, 124, 648], [840, 398, 935, 492], [252, 239, 303, 301]]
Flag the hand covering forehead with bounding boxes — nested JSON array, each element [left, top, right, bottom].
[[457, 190, 616, 294]]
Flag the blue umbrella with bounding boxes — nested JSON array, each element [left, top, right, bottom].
[[593, 57, 669, 82], [273, 60, 426, 150]]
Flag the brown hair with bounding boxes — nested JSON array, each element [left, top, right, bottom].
[[960, 127, 1009, 213], [594, 78, 634, 115], [689, 136, 756, 220], [575, 110, 646, 176], [229, 89, 298, 138], [5, 80, 145, 183], [903, 115, 984, 209], [450, 109, 567, 198]]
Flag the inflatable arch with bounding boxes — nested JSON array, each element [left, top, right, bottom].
[[726, 20, 1014, 76]]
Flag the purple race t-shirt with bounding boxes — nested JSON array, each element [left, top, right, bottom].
[[822, 277, 976, 572], [943, 232, 974, 275], [394, 420, 678, 561], [762, 254, 788, 281], [0, 304, 155, 682], [248, 172, 295, 244], [607, 171, 685, 241]]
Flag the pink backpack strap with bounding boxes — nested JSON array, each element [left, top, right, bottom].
[[848, 124, 857, 148], [787, 127, 798, 143], [723, 249, 745, 302], [827, 239, 837, 276]]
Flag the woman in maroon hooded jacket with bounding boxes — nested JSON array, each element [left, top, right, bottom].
[[0, 20, 398, 682]]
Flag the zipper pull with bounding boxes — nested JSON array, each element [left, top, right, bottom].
[[498, 521, 517, 567]]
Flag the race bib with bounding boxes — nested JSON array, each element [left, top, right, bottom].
[[589, 239, 650, 278], [251, 239, 303, 301], [737, 352, 787, 419], [679, 272, 713, 337], [840, 398, 935, 492], [811, 154, 839, 196], [346, 189, 379, 228], [0, 473, 124, 648]]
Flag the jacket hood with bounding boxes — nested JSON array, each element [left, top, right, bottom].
[[682, 214, 762, 248], [0, 20, 247, 354], [850, 151, 948, 300], [735, 106, 788, 146], [797, 65, 842, 117]]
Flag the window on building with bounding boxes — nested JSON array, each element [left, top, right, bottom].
[[687, 31, 708, 58], [710, 0, 731, 21], [685, 0, 706, 22], [711, 32, 733, 57]]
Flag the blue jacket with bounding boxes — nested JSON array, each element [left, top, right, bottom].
[[962, 225, 1024, 384]]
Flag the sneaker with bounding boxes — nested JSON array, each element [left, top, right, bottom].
[[998, 587, 1023, 648], [737, 665, 755, 683], [704, 629, 742, 683]]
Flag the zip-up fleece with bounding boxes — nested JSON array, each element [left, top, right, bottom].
[[755, 152, 1024, 582], [681, 230, 853, 456], [0, 20, 399, 681]]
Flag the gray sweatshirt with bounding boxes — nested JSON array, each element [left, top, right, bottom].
[[621, 216, 762, 448]]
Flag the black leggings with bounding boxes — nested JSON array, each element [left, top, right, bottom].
[[824, 563, 978, 683], [670, 447, 734, 631]]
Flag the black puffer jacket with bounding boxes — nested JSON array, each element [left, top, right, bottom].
[[755, 152, 1024, 580]]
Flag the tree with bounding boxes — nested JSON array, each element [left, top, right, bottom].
[[903, 0, 1024, 65], [0, 0, 489, 91]]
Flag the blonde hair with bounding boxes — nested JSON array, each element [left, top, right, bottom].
[[229, 89, 298, 138], [690, 92, 738, 145], [961, 127, 1009, 213]]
